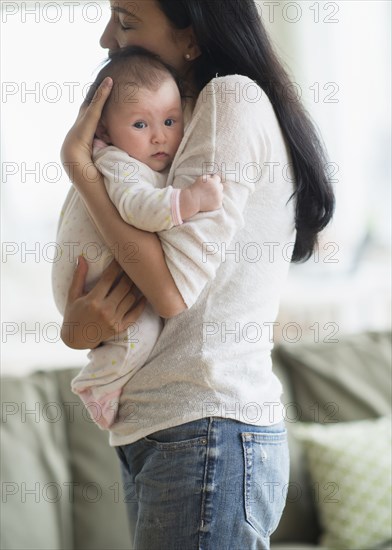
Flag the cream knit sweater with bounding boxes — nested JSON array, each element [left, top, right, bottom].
[[107, 75, 297, 446]]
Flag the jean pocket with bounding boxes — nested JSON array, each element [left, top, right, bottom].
[[241, 429, 290, 537], [143, 422, 209, 451]]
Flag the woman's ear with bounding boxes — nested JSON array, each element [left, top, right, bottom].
[[181, 27, 201, 61], [188, 29, 201, 59]]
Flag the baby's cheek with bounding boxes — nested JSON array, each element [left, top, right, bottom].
[[175, 130, 182, 146]]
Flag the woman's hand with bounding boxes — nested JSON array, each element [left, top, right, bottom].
[[61, 77, 113, 188], [61, 256, 146, 350]]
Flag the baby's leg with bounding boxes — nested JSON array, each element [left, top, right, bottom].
[[72, 340, 130, 429], [71, 303, 163, 429]]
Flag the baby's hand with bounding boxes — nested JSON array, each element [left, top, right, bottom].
[[193, 174, 223, 212], [179, 174, 223, 220]]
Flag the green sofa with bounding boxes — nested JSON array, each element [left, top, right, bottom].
[[1, 331, 391, 550]]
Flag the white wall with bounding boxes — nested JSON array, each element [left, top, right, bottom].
[[1, 1, 391, 374], [2, 2, 111, 373]]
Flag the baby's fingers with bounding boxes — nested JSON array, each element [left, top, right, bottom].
[[203, 174, 221, 184]]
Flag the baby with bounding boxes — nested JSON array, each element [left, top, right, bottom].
[[52, 46, 222, 429]]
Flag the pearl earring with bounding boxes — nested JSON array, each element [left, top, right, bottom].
[[185, 54, 191, 60]]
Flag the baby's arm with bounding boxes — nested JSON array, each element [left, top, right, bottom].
[[94, 144, 223, 233]]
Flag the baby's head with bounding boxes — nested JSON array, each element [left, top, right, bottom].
[[87, 46, 185, 172]]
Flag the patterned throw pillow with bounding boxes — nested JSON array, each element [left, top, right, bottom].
[[292, 417, 392, 549]]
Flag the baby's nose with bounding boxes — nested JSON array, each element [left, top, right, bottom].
[[151, 127, 166, 143]]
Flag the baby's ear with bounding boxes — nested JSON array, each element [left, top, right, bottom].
[[95, 120, 110, 142]]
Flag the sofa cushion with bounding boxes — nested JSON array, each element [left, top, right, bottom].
[[271, 357, 321, 544], [292, 417, 392, 549], [275, 331, 391, 422], [271, 331, 392, 545], [54, 368, 131, 550], [0, 371, 73, 550]]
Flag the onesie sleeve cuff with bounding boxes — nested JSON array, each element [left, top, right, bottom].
[[171, 188, 183, 226]]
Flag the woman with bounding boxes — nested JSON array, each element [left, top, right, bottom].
[[60, 1, 335, 548]]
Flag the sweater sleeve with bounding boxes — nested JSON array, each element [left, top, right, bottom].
[[93, 146, 183, 232], [157, 75, 271, 309]]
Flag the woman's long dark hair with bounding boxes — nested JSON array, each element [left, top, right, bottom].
[[158, 0, 335, 262]]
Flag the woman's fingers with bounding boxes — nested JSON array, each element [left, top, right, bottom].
[[89, 258, 129, 300], [116, 290, 138, 320], [109, 273, 136, 305], [61, 258, 145, 350], [80, 77, 113, 141], [63, 251, 147, 346], [68, 255, 89, 302], [77, 100, 89, 118], [61, 77, 113, 177], [122, 296, 147, 329]]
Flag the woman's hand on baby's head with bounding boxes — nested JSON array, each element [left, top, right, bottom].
[[60, 78, 113, 185]]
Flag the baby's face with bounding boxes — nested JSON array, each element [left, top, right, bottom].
[[102, 78, 184, 172]]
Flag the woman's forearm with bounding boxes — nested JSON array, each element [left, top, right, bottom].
[[78, 175, 186, 318]]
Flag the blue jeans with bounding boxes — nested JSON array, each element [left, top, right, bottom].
[[115, 417, 289, 550]]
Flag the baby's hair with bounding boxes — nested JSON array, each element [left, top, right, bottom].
[[85, 45, 185, 107]]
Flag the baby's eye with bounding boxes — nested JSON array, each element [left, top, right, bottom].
[[133, 121, 147, 129], [164, 119, 175, 127]]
